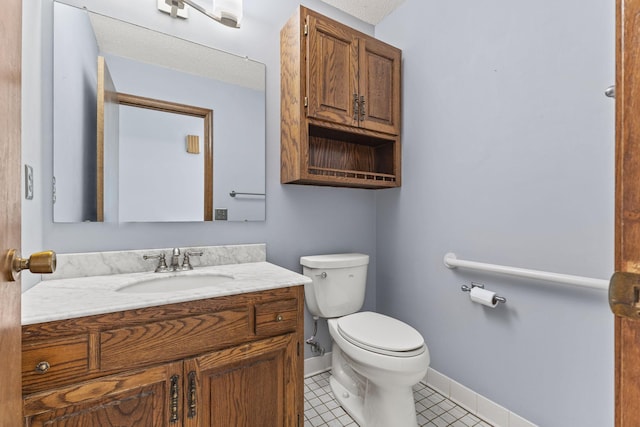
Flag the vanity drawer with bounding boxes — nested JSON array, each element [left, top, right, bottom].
[[99, 308, 250, 371], [255, 298, 298, 336], [22, 335, 90, 394]]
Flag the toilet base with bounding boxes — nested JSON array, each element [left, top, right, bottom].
[[330, 375, 365, 426], [330, 374, 419, 427]]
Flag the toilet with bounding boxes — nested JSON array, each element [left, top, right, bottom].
[[301, 253, 430, 427]]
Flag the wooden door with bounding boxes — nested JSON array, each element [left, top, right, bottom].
[[615, 0, 640, 425], [0, 0, 23, 425], [96, 55, 119, 222], [306, 11, 359, 128], [358, 38, 401, 135], [184, 334, 297, 427], [22, 363, 183, 426]]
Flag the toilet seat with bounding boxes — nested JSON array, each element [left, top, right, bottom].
[[337, 312, 426, 357]]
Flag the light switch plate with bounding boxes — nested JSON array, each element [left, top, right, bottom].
[[25, 164, 34, 200]]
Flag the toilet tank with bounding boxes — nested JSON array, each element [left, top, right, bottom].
[[300, 253, 369, 318]]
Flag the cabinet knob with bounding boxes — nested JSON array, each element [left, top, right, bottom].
[[35, 361, 50, 374], [276, 314, 284, 322]]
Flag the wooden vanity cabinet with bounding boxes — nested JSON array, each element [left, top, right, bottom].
[[281, 6, 402, 189], [21, 286, 304, 427]]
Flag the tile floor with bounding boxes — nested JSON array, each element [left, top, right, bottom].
[[304, 371, 494, 427]]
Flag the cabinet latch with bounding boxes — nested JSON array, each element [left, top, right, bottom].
[[187, 371, 197, 418], [304, 96, 308, 107], [304, 24, 308, 36], [170, 374, 180, 423]]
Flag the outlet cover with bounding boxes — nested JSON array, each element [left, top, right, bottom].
[[215, 208, 228, 221]]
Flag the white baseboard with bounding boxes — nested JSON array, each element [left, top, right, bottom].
[[425, 368, 537, 427], [303, 356, 536, 427], [304, 352, 332, 378]]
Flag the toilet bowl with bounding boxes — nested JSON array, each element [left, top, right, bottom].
[[328, 312, 429, 427], [300, 254, 430, 427]]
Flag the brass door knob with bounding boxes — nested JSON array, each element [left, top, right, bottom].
[[7, 249, 56, 281]]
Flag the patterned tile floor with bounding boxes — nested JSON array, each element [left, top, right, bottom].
[[304, 371, 493, 427]]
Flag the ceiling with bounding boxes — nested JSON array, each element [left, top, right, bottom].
[[89, 11, 265, 91], [319, 0, 406, 25]]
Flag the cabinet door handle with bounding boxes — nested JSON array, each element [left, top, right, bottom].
[[353, 93, 359, 120], [276, 314, 284, 322], [170, 374, 179, 423], [35, 361, 50, 374], [188, 371, 197, 418], [360, 95, 366, 121]]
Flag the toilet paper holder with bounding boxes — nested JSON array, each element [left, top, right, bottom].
[[461, 283, 506, 304]]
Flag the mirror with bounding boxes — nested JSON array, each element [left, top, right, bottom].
[[52, 1, 266, 222]]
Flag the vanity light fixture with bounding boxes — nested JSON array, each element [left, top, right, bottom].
[[162, 0, 243, 28]]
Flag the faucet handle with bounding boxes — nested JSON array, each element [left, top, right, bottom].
[[143, 253, 169, 273], [182, 251, 203, 270]]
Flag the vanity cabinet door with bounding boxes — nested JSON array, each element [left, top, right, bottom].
[[23, 362, 183, 427], [183, 333, 299, 427]]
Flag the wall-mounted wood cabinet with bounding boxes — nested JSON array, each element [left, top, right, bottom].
[[21, 287, 303, 426], [281, 6, 402, 189]]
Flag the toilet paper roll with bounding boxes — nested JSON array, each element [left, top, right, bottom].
[[469, 286, 498, 308]]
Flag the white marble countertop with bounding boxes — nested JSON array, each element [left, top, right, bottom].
[[22, 262, 311, 325]]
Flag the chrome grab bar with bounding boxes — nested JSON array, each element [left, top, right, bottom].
[[229, 191, 266, 198]]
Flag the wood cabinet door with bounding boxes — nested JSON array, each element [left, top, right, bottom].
[[184, 334, 298, 427], [358, 38, 401, 135], [23, 362, 183, 427], [306, 12, 359, 127]]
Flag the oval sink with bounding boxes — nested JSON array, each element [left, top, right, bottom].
[[117, 273, 234, 293]]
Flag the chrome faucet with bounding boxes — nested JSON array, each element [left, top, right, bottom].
[[170, 248, 181, 271], [144, 248, 203, 272], [181, 250, 203, 270], [143, 253, 169, 273]]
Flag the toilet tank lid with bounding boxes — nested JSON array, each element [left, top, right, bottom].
[[300, 253, 369, 269]]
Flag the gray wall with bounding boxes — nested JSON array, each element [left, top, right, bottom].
[[22, 0, 50, 290], [52, 2, 98, 222], [21, 0, 378, 356], [375, 1, 614, 426]]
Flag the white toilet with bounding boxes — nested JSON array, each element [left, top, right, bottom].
[[301, 253, 430, 427]]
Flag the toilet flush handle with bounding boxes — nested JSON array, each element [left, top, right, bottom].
[[316, 272, 327, 279]]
